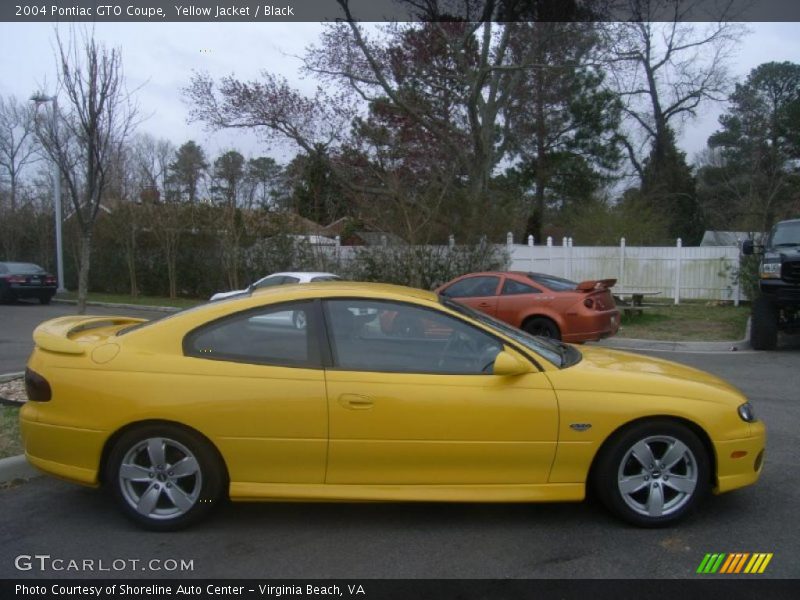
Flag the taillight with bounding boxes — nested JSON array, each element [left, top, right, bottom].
[[45, 276, 57, 284], [7, 275, 25, 283], [25, 368, 52, 402], [583, 298, 594, 309]]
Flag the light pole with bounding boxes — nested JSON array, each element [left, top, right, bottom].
[[30, 93, 67, 293]]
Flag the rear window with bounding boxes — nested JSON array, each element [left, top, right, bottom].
[[3, 263, 45, 274], [527, 273, 577, 291]]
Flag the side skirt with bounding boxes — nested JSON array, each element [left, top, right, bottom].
[[229, 482, 585, 503]]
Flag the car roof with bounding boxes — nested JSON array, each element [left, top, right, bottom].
[[269, 272, 339, 278], [251, 281, 437, 302]]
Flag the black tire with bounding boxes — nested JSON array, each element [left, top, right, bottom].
[[105, 424, 226, 531], [39, 295, 52, 305], [522, 317, 561, 340], [750, 296, 778, 351], [593, 420, 710, 527]]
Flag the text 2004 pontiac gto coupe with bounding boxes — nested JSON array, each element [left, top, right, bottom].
[[21, 283, 764, 530]]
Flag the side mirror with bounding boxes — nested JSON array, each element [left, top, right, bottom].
[[742, 240, 763, 256], [492, 350, 532, 376]]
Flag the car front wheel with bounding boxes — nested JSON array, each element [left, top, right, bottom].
[[106, 424, 226, 530], [594, 420, 709, 527]]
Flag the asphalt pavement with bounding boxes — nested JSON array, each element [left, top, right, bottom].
[[0, 300, 798, 580]]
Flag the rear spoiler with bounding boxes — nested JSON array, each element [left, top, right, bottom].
[[576, 278, 617, 292], [33, 316, 147, 355]]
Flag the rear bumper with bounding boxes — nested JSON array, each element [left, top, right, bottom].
[[19, 411, 105, 486], [7, 284, 56, 299], [562, 310, 620, 343]]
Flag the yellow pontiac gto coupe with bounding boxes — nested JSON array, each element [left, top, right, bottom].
[[21, 283, 765, 530]]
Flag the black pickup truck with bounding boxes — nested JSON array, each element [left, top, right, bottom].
[[742, 218, 800, 350]]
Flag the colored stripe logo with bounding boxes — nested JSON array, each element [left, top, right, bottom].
[[696, 553, 773, 574]]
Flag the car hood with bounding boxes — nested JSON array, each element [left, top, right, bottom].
[[546, 344, 745, 407]]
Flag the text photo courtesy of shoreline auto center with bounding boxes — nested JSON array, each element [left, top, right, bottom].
[[0, 1, 799, 599]]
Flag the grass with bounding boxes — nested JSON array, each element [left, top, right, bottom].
[[0, 406, 22, 460], [617, 299, 750, 341], [58, 291, 203, 309]]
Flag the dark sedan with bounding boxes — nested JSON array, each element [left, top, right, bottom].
[[0, 262, 58, 304]]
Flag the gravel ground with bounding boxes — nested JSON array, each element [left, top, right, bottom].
[[0, 378, 25, 405]]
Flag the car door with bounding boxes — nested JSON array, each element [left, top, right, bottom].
[[182, 301, 328, 484], [440, 275, 500, 316], [321, 298, 558, 485], [496, 276, 545, 326]]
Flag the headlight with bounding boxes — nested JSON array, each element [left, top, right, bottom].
[[738, 402, 757, 423], [760, 262, 780, 279]]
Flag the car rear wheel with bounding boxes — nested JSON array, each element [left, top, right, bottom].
[[106, 424, 226, 531], [594, 420, 709, 527], [522, 317, 560, 340]]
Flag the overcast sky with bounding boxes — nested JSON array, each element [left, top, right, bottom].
[[1, 21, 798, 168]]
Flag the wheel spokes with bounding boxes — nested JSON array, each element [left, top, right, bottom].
[[164, 485, 194, 511], [662, 474, 696, 494], [119, 463, 152, 483], [169, 456, 199, 478], [619, 474, 649, 495], [147, 438, 166, 467], [136, 483, 162, 516], [660, 440, 689, 470], [646, 483, 665, 516], [631, 440, 656, 469]]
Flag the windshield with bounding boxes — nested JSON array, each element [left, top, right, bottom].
[[442, 297, 567, 367], [769, 221, 800, 247]]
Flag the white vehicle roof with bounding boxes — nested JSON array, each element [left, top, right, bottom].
[[209, 272, 341, 301]]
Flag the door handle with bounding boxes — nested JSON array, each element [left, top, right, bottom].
[[338, 393, 374, 410], [478, 302, 492, 308]]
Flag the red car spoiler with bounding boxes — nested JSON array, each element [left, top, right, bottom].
[[576, 278, 617, 292]]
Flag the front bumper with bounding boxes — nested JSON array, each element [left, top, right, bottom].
[[713, 421, 766, 494]]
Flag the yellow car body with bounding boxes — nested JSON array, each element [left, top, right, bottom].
[[20, 282, 765, 529]]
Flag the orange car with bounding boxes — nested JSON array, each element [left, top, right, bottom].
[[435, 272, 620, 342]]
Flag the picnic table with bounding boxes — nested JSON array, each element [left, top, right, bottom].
[[614, 291, 662, 316]]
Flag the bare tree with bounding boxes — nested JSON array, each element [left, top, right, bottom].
[[0, 95, 40, 258], [603, 1, 744, 178], [132, 133, 174, 202], [34, 29, 137, 313]]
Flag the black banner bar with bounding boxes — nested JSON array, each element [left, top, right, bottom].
[[2, 579, 799, 600], [3, 1, 800, 23]]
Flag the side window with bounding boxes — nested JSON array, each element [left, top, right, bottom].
[[502, 279, 540, 295], [282, 276, 301, 284], [253, 276, 286, 289], [324, 299, 502, 375], [441, 276, 500, 298], [184, 301, 318, 367], [311, 276, 341, 282]]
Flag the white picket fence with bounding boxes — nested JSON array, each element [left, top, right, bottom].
[[312, 233, 743, 304], [505, 235, 742, 304]]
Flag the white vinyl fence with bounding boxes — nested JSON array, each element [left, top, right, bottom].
[[505, 235, 742, 304], [310, 233, 743, 304]]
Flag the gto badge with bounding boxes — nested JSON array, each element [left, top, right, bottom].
[[570, 423, 592, 432]]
